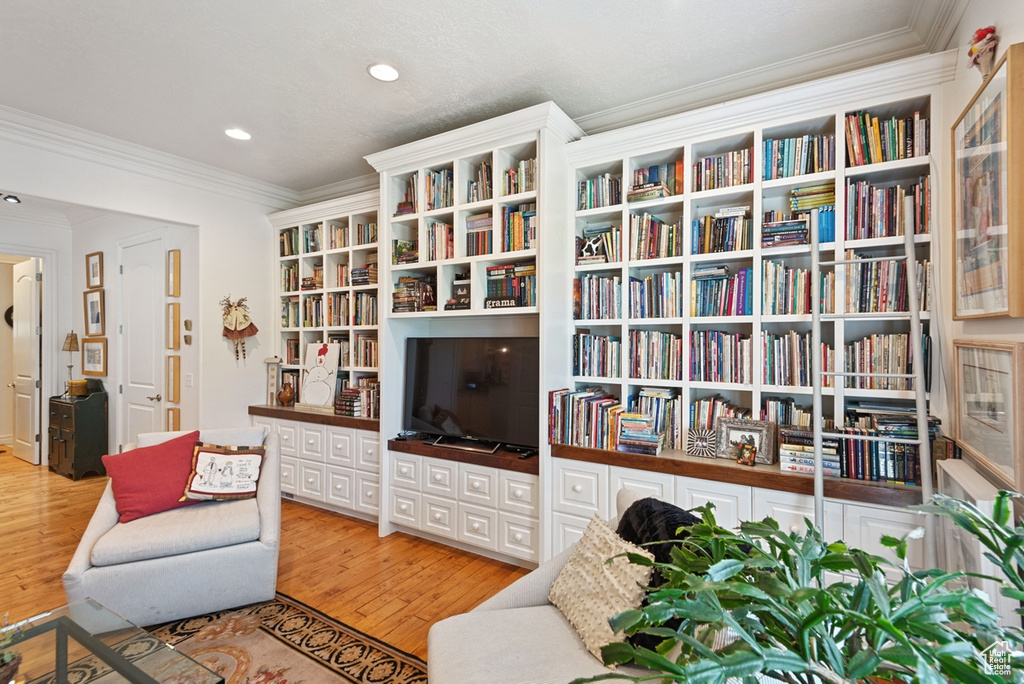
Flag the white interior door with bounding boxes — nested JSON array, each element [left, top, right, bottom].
[[12, 258, 40, 464], [120, 239, 164, 448]]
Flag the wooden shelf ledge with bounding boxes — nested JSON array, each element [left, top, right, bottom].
[[248, 404, 379, 431], [388, 438, 539, 475]]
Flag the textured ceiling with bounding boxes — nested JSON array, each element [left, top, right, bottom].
[[0, 0, 962, 193]]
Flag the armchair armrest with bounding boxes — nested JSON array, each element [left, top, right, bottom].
[[62, 482, 121, 591], [472, 544, 576, 612]]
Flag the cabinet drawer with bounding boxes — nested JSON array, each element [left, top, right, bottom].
[[551, 511, 590, 555], [499, 471, 538, 516], [53, 402, 75, 430], [610, 466, 675, 517], [277, 421, 299, 456], [460, 464, 498, 507], [498, 511, 538, 562], [49, 401, 65, 428], [843, 502, 925, 578], [422, 494, 457, 540], [327, 427, 355, 466], [280, 456, 297, 494], [356, 431, 379, 472], [325, 466, 354, 508], [298, 462, 325, 501], [458, 503, 497, 551], [423, 457, 457, 497], [251, 415, 274, 434], [391, 452, 421, 489], [676, 476, 751, 530], [390, 488, 421, 528], [354, 471, 380, 515], [300, 424, 326, 462], [751, 489, 841, 539], [553, 459, 608, 519]]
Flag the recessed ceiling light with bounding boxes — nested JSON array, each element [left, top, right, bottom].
[[3, 195, 20, 203], [225, 128, 251, 140], [368, 63, 399, 82]]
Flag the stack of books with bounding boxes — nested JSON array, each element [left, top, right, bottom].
[[616, 412, 664, 455], [626, 182, 670, 203], [392, 239, 418, 265], [392, 275, 436, 313], [351, 253, 378, 286], [629, 387, 682, 451], [778, 426, 842, 477], [761, 218, 809, 248]]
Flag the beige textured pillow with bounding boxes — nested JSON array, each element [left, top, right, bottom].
[[549, 515, 655, 661]]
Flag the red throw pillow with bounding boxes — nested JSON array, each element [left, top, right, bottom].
[[101, 430, 201, 523]]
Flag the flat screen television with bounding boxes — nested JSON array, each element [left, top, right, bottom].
[[403, 336, 539, 450]]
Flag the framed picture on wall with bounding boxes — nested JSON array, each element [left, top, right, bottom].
[[84, 289, 105, 336], [85, 252, 103, 289], [167, 249, 181, 297], [82, 337, 107, 376], [167, 302, 180, 350]]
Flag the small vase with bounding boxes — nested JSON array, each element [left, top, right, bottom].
[[277, 382, 295, 407], [0, 653, 22, 684]]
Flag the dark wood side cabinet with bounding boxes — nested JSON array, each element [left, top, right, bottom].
[[48, 379, 108, 480]]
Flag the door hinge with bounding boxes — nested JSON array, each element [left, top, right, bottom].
[[119, 385, 123, 394], [35, 379, 40, 389], [35, 433, 40, 443], [35, 272, 42, 282], [35, 326, 41, 335], [119, 324, 123, 334], [120, 265, 123, 274]]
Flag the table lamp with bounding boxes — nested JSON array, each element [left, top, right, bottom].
[[62, 330, 79, 396]]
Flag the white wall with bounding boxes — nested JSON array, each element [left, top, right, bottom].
[[0, 135, 286, 435]]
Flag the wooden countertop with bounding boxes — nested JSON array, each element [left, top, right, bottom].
[[388, 438, 540, 475], [248, 404, 379, 431]]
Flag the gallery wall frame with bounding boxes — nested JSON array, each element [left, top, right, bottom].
[[167, 407, 180, 431], [82, 337, 107, 376], [85, 251, 103, 289], [84, 289, 105, 337], [167, 302, 180, 350], [167, 355, 180, 403], [167, 249, 181, 297]]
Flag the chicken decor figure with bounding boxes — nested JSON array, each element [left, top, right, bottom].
[[221, 295, 258, 359]]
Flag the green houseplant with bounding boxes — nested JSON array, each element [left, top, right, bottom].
[[0, 612, 23, 682], [573, 492, 1024, 684]]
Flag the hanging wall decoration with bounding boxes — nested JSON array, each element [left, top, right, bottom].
[[220, 295, 258, 359]]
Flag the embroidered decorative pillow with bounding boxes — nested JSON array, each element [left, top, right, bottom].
[[182, 442, 265, 501], [548, 515, 654, 662]]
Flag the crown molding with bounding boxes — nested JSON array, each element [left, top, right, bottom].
[[296, 174, 380, 206], [0, 204, 71, 229], [268, 189, 380, 228], [0, 105, 299, 209], [913, 0, 969, 52]]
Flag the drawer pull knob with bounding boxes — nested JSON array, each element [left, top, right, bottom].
[[572, 484, 582, 493], [433, 474, 442, 482], [514, 533, 523, 542], [306, 478, 314, 484], [366, 449, 373, 455], [366, 491, 373, 498], [400, 467, 409, 475], [307, 439, 315, 445], [399, 504, 408, 512], [472, 482, 481, 490], [433, 513, 442, 521], [513, 489, 523, 499], [334, 484, 342, 490], [471, 523, 480, 531]]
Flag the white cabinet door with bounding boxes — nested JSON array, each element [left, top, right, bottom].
[[499, 511, 539, 562], [391, 452, 421, 489], [300, 424, 326, 462], [552, 459, 608, 519], [422, 494, 457, 540], [499, 471, 538, 517], [460, 463, 499, 507], [390, 488, 421, 528], [843, 501, 926, 580], [551, 512, 590, 554], [459, 502, 497, 551], [356, 431, 380, 472], [751, 489, 842, 540], [424, 457, 457, 497], [327, 427, 355, 467], [277, 420, 299, 457], [676, 476, 751, 530], [298, 462, 325, 502], [251, 415, 275, 434], [610, 466, 676, 518], [280, 456, 297, 494], [355, 471, 380, 514], [325, 466, 354, 508]]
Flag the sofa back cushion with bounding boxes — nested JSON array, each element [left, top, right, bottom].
[[136, 426, 267, 448], [101, 430, 201, 523]]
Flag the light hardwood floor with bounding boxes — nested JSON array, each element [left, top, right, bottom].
[[0, 448, 529, 659]]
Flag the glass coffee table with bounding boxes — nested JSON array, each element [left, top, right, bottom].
[[5, 599, 223, 683]]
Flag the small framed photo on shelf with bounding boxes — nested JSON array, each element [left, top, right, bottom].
[[952, 339, 1024, 491], [686, 428, 716, 458], [952, 43, 1024, 318], [85, 252, 103, 289], [83, 289, 105, 336], [167, 249, 181, 297], [715, 418, 777, 465], [81, 337, 107, 376]]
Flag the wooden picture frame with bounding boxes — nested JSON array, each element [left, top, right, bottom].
[[167, 407, 180, 431], [167, 249, 181, 297], [84, 289, 105, 336], [715, 417, 777, 465], [167, 355, 180, 403], [167, 302, 180, 350], [952, 339, 1024, 491], [81, 337, 107, 376], [952, 42, 1024, 318], [85, 252, 103, 289]]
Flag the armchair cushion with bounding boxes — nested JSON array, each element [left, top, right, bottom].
[[101, 430, 201, 523]]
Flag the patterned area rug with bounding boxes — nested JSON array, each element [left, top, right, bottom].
[[25, 594, 427, 684]]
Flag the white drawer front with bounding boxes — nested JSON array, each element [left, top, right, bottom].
[[327, 427, 355, 466], [251, 415, 274, 433], [300, 424, 326, 462], [325, 466, 354, 508], [298, 462, 325, 501], [751, 489, 841, 539], [499, 471, 539, 516], [551, 511, 590, 555], [355, 471, 380, 515], [280, 456, 297, 494], [277, 421, 299, 456], [458, 502, 497, 551], [356, 431, 380, 472], [610, 466, 676, 517], [553, 460, 608, 519], [676, 476, 751, 530], [843, 502, 925, 578], [499, 511, 538, 562], [423, 458, 457, 497], [460, 464, 498, 507], [422, 494, 457, 540], [390, 488, 421, 528], [391, 452, 421, 489]]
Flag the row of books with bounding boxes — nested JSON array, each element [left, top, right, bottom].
[[485, 262, 536, 306], [692, 211, 752, 254], [845, 254, 930, 313], [302, 295, 322, 327], [503, 158, 536, 195], [845, 110, 930, 167], [395, 174, 417, 216], [335, 377, 380, 419], [578, 173, 621, 210], [303, 225, 322, 253], [355, 335, 378, 368], [467, 161, 492, 203], [548, 386, 622, 450], [760, 206, 836, 244], [281, 296, 299, 328], [690, 265, 753, 317], [336, 264, 350, 288], [281, 262, 299, 292], [631, 160, 685, 197], [760, 397, 823, 429], [572, 331, 621, 378], [354, 222, 377, 246], [279, 227, 300, 257], [575, 224, 621, 265], [691, 146, 754, 192], [467, 229, 493, 257], [762, 133, 836, 180], [845, 176, 931, 239], [300, 265, 323, 291], [425, 221, 454, 261], [326, 292, 349, 326], [352, 292, 378, 326], [762, 260, 835, 315], [629, 212, 683, 260], [392, 275, 437, 313], [426, 168, 454, 211], [284, 339, 301, 365], [328, 222, 350, 249], [630, 387, 683, 450], [574, 274, 621, 320], [501, 203, 537, 252], [691, 394, 750, 431], [628, 329, 684, 381], [844, 333, 918, 391], [761, 330, 835, 388], [629, 271, 684, 318], [689, 329, 753, 384]]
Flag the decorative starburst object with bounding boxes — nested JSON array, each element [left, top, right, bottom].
[[686, 429, 716, 458]]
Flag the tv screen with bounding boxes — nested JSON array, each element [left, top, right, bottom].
[[403, 337, 539, 449]]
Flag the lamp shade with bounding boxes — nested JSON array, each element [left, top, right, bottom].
[[63, 331, 79, 352]]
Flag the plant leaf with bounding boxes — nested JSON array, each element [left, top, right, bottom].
[[707, 559, 745, 582], [847, 647, 882, 680], [599, 641, 636, 667]]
